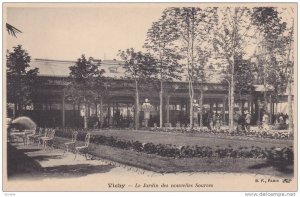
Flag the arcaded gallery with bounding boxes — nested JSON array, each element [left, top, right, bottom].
[[7, 58, 287, 129]]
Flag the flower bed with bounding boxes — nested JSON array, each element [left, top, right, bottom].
[[55, 129, 293, 163], [148, 127, 292, 140]]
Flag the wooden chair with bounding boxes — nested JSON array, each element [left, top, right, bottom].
[[40, 129, 56, 150], [74, 133, 91, 160], [63, 131, 78, 154]]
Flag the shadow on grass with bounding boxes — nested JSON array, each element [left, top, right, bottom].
[[31, 155, 63, 161], [7, 143, 115, 180], [248, 160, 293, 175], [20, 148, 42, 153], [42, 164, 114, 178]]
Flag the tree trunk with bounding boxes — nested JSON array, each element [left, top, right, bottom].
[[199, 89, 203, 128], [95, 101, 98, 118], [13, 102, 17, 118], [84, 97, 87, 129], [229, 8, 237, 131], [100, 97, 103, 128], [159, 80, 163, 128], [189, 93, 194, 128], [135, 80, 139, 130], [288, 80, 293, 135]]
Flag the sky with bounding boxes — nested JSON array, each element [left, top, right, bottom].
[[5, 4, 295, 62], [6, 4, 170, 61]]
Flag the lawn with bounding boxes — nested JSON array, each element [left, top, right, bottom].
[[53, 136, 294, 178], [91, 129, 293, 149]]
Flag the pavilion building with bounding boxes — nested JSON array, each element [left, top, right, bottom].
[[6, 58, 289, 128]]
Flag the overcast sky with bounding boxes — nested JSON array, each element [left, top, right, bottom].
[[5, 4, 295, 62], [6, 4, 170, 61]]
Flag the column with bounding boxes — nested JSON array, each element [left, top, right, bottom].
[[210, 103, 213, 113], [199, 92, 203, 127], [61, 90, 65, 128], [166, 95, 170, 124], [222, 98, 226, 124], [269, 95, 272, 124], [127, 103, 130, 118], [108, 101, 111, 126]]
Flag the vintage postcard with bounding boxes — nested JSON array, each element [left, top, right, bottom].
[[2, 2, 297, 192]]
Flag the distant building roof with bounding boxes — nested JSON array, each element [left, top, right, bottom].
[[30, 58, 222, 83], [31, 58, 126, 78]]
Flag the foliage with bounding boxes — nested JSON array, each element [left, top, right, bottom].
[[6, 45, 39, 115], [67, 55, 105, 104], [6, 23, 22, 37], [251, 7, 290, 99], [118, 48, 157, 81], [144, 8, 183, 82], [164, 7, 217, 127], [118, 48, 157, 129], [67, 55, 105, 128]]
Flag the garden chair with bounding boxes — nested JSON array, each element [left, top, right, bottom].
[[8, 128, 19, 143], [28, 127, 42, 144], [40, 129, 56, 150], [63, 131, 78, 154], [74, 133, 91, 160], [37, 128, 48, 147], [24, 129, 37, 145]]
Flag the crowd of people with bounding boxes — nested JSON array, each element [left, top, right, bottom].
[[205, 111, 289, 132]]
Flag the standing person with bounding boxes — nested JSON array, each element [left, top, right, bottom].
[[233, 112, 240, 132], [279, 114, 284, 124], [215, 113, 221, 130], [212, 112, 217, 130], [262, 112, 269, 130], [245, 111, 251, 132]]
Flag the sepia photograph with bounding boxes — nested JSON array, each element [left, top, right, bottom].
[[2, 2, 297, 192]]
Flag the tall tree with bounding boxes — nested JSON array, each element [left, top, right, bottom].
[[91, 64, 106, 128], [7, 45, 39, 117], [170, 7, 217, 128], [193, 47, 212, 127], [118, 48, 157, 130], [213, 7, 252, 130], [251, 7, 288, 116], [144, 8, 183, 128], [67, 55, 104, 129]]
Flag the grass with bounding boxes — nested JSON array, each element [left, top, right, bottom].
[[54, 137, 294, 177]]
